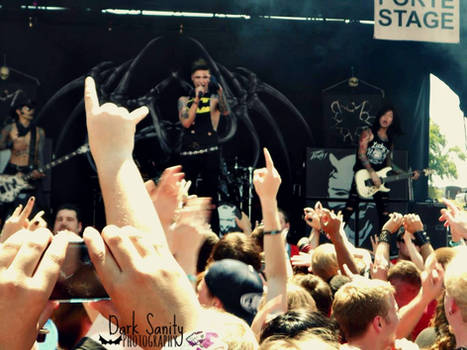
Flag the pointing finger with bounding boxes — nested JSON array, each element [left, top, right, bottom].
[[19, 196, 35, 221], [84, 76, 100, 116], [263, 147, 274, 170]]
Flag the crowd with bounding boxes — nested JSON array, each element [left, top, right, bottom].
[[1, 76, 467, 350]]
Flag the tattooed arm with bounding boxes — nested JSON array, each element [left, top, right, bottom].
[[178, 96, 198, 128], [216, 85, 230, 116], [357, 128, 374, 172], [359, 128, 382, 187]]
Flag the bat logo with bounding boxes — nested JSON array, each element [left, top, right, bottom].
[[99, 334, 123, 345]]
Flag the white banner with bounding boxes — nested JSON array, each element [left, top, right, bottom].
[[374, 0, 459, 43]]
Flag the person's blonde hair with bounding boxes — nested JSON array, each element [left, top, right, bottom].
[[257, 283, 317, 314], [387, 260, 421, 287], [311, 243, 339, 282], [197, 307, 259, 350], [444, 247, 467, 322], [332, 279, 395, 339], [287, 283, 317, 312]]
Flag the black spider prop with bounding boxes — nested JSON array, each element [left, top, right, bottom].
[[37, 34, 314, 185]]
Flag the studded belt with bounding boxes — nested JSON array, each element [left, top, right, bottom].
[[180, 146, 219, 156]]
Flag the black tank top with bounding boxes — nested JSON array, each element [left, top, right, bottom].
[[354, 131, 392, 171], [182, 96, 218, 151]]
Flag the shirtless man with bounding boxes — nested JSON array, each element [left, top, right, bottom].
[[0, 98, 44, 178], [0, 98, 45, 218]]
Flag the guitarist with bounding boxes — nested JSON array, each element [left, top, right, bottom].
[[0, 96, 45, 217], [342, 106, 420, 230]]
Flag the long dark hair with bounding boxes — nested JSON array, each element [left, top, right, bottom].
[[371, 105, 402, 142]]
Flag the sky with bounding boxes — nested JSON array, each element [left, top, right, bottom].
[[429, 74, 467, 189]]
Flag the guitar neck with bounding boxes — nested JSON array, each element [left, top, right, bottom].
[[383, 173, 412, 184], [24, 145, 88, 181]]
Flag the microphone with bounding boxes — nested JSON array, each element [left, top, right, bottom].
[[197, 90, 203, 99]]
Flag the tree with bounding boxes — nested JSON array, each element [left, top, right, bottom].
[[429, 121, 466, 180]]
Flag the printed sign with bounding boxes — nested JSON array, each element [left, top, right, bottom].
[[374, 0, 459, 43]]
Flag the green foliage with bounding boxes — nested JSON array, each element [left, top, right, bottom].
[[428, 185, 443, 200], [429, 121, 466, 180]]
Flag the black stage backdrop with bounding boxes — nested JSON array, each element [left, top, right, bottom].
[[0, 13, 465, 229]]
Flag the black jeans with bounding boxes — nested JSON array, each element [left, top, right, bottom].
[[179, 150, 220, 200], [179, 149, 220, 234]]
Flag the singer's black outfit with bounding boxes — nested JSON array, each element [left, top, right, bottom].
[[343, 132, 393, 230], [179, 95, 220, 201]]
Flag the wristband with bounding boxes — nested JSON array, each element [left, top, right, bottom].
[[413, 230, 430, 246], [379, 229, 391, 244], [263, 230, 282, 235], [187, 274, 197, 283]]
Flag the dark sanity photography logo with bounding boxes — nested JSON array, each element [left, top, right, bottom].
[[99, 312, 184, 348]]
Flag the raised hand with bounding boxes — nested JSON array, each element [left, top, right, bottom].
[[253, 148, 281, 203], [83, 225, 200, 349], [420, 263, 444, 303], [439, 198, 467, 242], [370, 259, 389, 281], [290, 252, 312, 268], [0, 229, 68, 349], [168, 196, 212, 254], [84, 76, 149, 164], [382, 212, 403, 233], [403, 213, 424, 234], [145, 165, 185, 230], [235, 213, 252, 235], [303, 202, 322, 231], [0, 196, 46, 243], [319, 208, 342, 240]]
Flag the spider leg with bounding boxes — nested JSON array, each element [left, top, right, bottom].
[[35, 61, 114, 123], [54, 65, 118, 153], [54, 100, 85, 154], [35, 76, 84, 123], [240, 79, 292, 181], [236, 103, 261, 168], [236, 67, 314, 144], [112, 36, 164, 97], [146, 99, 171, 156], [258, 81, 314, 143]]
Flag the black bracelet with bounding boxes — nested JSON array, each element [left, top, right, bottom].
[[379, 229, 391, 244], [263, 230, 282, 235], [413, 230, 430, 246]]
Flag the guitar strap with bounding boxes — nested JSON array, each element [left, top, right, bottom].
[[27, 126, 37, 171]]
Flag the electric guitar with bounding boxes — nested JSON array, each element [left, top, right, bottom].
[[0, 144, 89, 203], [355, 167, 434, 199]]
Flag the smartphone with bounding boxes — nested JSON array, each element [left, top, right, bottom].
[[50, 241, 109, 303]]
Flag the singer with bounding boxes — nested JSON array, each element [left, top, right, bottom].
[[177, 58, 230, 201]]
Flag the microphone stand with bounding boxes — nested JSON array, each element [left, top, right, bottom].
[[247, 166, 254, 220]]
